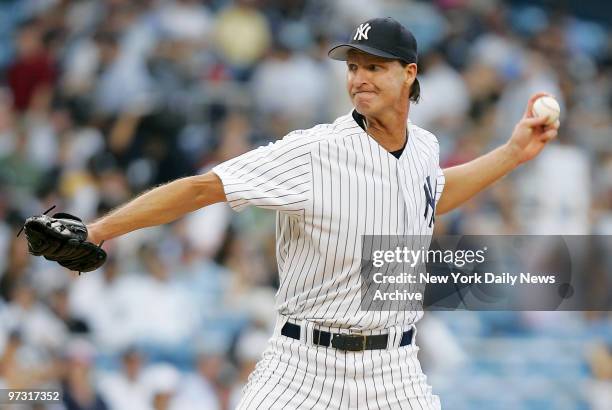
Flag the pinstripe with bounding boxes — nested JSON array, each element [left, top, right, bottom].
[[250, 341, 285, 408], [399, 345, 415, 409], [409, 130, 427, 320], [224, 157, 311, 189], [405, 136, 423, 325], [356, 134, 376, 329], [371, 351, 382, 409], [253, 337, 293, 409], [404, 143, 428, 409], [371, 142, 385, 330], [326, 137, 359, 326], [248, 199, 308, 208], [223, 144, 313, 181], [347, 351, 352, 409], [381, 157, 396, 324], [360, 351, 370, 410], [308, 329, 330, 410], [310, 142, 338, 319], [240, 346, 273, 403], [226, 170, 310, 193], [314, 144, 347, 321], [284, 341, 311, 409], [410, 346, 426, 410], [260, 177, 312, 194], [379, 350, 393, 409], [277, 152, 312, 302], [279, 214, 311, 307], [331, 347, 342, 410], [387, 348, 402, 408], [277, 216, 302, 304], [350, 134, 369, 327], [239, 189, 309, 201], [230, 164, 310, 191], [241, 338, 282, 407], [300, 141, 327, 307], [285, 152, 318, 309], [266, 337, 300, 409], [396, 156, 407, 326], [276, 214, 288, 269], [383, 153, 394, 327], [298, 341, 320, 408]]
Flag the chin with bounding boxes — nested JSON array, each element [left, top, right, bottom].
[[355, 104, 378, 117]]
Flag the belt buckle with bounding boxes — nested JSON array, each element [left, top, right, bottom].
[[331, 334, 367, 351]]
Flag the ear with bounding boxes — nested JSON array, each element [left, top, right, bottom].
[[404, 63, 417, 84]]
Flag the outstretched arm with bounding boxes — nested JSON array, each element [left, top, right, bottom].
[[436, 92, 560, 215], [87, 171, 226, 243]]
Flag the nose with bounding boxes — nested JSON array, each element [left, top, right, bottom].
[[354, 67, 368, 84], [350, 66, 369, 87]]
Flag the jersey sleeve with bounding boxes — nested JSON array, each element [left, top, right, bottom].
[[212, 134, 312, 214]]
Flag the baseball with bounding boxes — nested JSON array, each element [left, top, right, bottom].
[[532, 96, 560, 124]]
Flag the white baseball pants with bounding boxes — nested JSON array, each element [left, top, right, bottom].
[[236, 317, 441, 409]]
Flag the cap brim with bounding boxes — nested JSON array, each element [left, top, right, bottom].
[[328, 44, 399, 61]]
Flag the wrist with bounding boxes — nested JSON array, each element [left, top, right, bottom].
[[87, 223, 102, 244], [501, 142, 523, 168]]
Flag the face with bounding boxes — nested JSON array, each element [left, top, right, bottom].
[[346, 50, 416, 116]]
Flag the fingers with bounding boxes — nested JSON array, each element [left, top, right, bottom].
[[519, 115, 559, 143], [523, 91, 554, 118], [540, 127, 558, 143], [522, 116, 560, 131], [522, 115, 550, 128]]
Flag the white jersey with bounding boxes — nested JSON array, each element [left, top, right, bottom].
[[213, 111, 444, 331]]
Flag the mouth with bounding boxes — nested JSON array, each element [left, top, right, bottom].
[[353, 91, 376, 98]]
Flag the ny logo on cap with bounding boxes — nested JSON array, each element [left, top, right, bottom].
[[353, 23, 372, 41]]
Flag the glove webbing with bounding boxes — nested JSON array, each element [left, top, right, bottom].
[[16, 205, 56, 238]]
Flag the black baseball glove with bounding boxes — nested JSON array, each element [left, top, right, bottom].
[[19, 208, 106, 273]]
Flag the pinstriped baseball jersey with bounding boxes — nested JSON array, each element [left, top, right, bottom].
[[213, 110, 445, 331]]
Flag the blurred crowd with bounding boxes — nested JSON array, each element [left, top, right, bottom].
[[0, 0, 610, 409]]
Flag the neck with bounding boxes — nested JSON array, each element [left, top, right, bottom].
[[363, 105, 409, 152]]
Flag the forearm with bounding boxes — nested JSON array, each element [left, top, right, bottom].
[[436, 144, 520, 215], [88, 172, 226, 242]]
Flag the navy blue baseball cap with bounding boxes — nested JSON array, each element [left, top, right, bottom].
[[328, 17, 418, 64]]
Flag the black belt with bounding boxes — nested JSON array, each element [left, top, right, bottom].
[[281, 322, 413, 351]]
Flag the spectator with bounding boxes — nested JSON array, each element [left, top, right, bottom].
[[214, 0, 272, 71], [4, 278, 67, 351], [584, 343, 612, 410], [251, 44, 328, 129], [142, 363, 182, 410], [0, 330, 61, 389], [175, 347, 222, 410], [7, 20, 56, 113], [98, 348, 150, 410], [62, 338, 108, 410], [157, 0, 214, 42], [409, 49, 470, 136]]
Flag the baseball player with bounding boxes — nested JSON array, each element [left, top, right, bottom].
[[22, 17, 559, 409]]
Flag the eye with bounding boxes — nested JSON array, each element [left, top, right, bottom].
[[368, 64, 381, 71], [348, 63, 357, 71]]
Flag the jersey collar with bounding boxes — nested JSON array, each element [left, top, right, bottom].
[[350, 109, 409, 157], [350, 109, 412, 132]]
